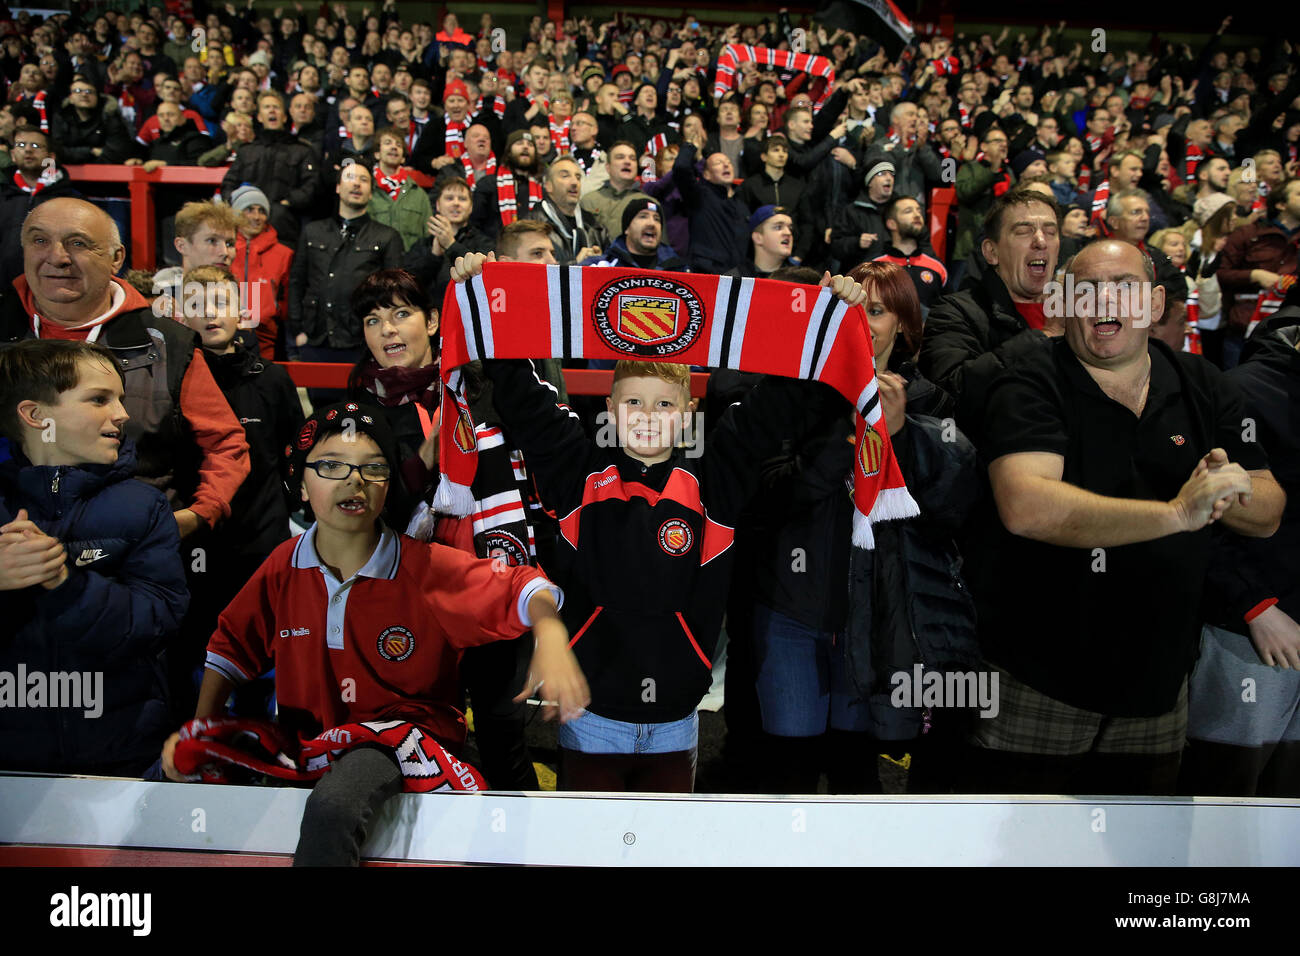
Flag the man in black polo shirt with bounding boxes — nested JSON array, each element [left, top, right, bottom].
[[964, 239, 1285, 796]]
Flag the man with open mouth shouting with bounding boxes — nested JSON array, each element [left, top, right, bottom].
[[960, 238, 1285, 797], [920, 185, 1064, 446]]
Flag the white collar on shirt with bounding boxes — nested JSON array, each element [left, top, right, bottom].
[[291, 522, 402, 581]]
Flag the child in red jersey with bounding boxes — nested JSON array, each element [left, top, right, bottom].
[[161, 402, 587, 866]]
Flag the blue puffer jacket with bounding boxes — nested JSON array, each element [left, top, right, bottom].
[[0, 441, 189, 776]]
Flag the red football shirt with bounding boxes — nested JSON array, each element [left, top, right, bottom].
[[206, 526, 558, 745]]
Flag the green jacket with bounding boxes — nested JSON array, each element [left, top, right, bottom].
[[953, 159, 1014, 263], [368, 176, 433, 251]]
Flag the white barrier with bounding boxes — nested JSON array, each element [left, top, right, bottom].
[[2, 773, 1298, 865]]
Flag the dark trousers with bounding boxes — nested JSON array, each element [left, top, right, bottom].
[[958, 745, 1182, 796], [294, 746, 403, 867], [1178, 739, 1300, 798], [460, 635, 538, 791]]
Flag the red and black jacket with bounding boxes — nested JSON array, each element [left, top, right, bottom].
[[484, 359, 842, 723]]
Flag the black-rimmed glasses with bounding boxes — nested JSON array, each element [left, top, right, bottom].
[[303, 459, 391, 482]]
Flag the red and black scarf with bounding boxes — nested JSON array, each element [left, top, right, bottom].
[[463, 151, 496, 188], [172, 716, 486, 792], [373, 164, 409, 200], [496, 174, 543, 225], [437, 264, 919, 549]]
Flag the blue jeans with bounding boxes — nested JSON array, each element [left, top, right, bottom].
[[753, 604, 871, 737], [558, 710, 699, 755]]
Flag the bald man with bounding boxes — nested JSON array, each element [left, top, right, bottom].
[[962, 239, 1284, 796], [1, 198, 249, 543]]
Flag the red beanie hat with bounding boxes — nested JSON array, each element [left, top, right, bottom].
[[444, 79, 470, 104]]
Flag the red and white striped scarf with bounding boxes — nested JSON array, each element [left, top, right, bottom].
[[1089, 177, 1110, 226], [1077, 163, 1092, 193], [445, 115, 469, 158], [24, 90, 49, 133], [463, 152, 496, 188], [1184, 286, 1202, 354], [474, 94, 506, 120], [549, 115, 571, 155], [931, 55, 959, 75], [644, 132, 669, 156], [437, 264, 919, 549], [1247, 274, 1295, 336], [373, 164, 409, 200], [958, 103, 973, 129], [1085, 132, 1104, 155], [172, 716, 486, 792], [975, 153, 1013, 196], [496, 173, 543, 225], [1184, 142, 1204, 184], [713, 44, 836, 112]]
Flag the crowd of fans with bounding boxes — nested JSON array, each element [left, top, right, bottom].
[[0, 4, 1297, 863]]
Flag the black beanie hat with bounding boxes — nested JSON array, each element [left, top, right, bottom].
[[285, 400, 411, 525]]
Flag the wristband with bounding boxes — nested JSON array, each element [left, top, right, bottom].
[[1244, 598, 1279, 623]]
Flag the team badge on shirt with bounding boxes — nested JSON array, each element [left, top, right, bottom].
[[657, 518, 694, 556], [1170, 434, 1186, 445], [377, 625, 416, 662], [592, 275, 705, 357], [920, 270, 935, 284]]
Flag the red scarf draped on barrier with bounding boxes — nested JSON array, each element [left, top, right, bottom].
[[713, 44, 836, 113], [436, 263, 919, 549], [172, 716, 487, 792]]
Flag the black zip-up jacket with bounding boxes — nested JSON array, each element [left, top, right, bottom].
[[484, 359, 845, 723], [52, 99, 136, 164], [201, 342, 303, 559], [401, 221, 494, 310], [1204, 316, 1300, 633], [288, 213, 404, 349], [919, 266, 1054, 445], [220, 129, 319, 247]]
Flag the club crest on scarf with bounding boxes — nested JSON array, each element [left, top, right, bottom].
[[377, 625, 415, 661], [452, 405, 476, 453], [658, 518, 694, 556], [859, 428, 885, 478], [592, 275, 705, 356], [482, 529, 528, 567]]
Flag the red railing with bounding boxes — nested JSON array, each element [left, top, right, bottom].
[[65, 164, 225, 271], [279, 363, 711, 397]]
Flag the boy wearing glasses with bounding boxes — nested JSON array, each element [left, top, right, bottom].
[[161, 402, 587, 866]]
